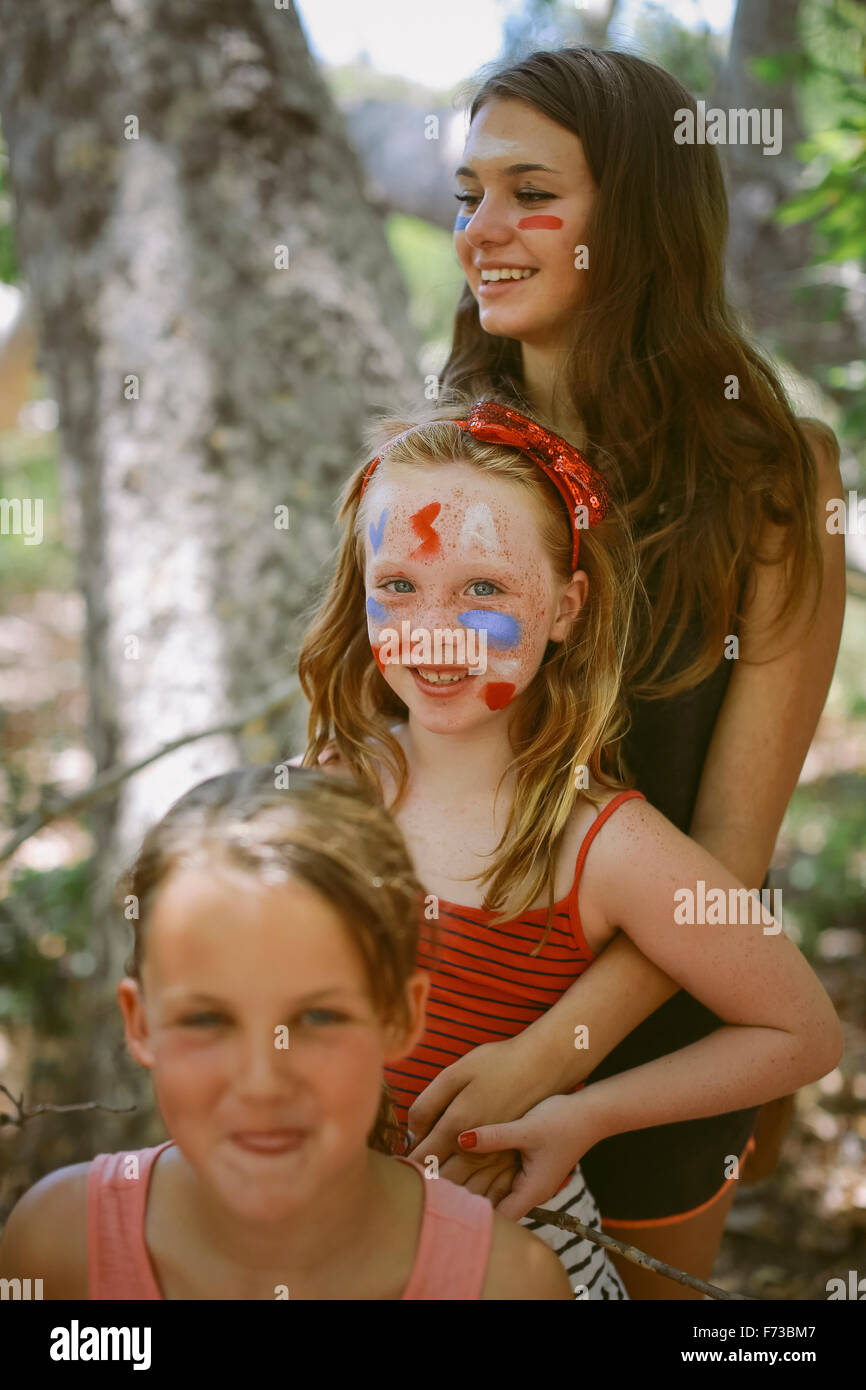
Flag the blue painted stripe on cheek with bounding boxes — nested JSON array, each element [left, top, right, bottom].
[[454, 215, 472, 231], [458, 609, 522, 650], [366, 597, 389, 622]]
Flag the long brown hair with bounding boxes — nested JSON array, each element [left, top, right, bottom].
[[297, 392, 639, 949], [443, 46, 835, 697], [117, 764, 428, 1155]]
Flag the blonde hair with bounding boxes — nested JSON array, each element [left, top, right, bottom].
[[297, 393, 640, 950], [117, 764, 430, 1155]]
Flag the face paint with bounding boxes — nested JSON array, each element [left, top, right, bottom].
[[454, 214, 472, 232], [457, 502, 498, 554], [366, 596, 389, 623], [482, 682, 516, 710], [516, 215, 563, 230], [466, 132, 522, 160], [364, 463, 565, 732], [458, 609, 522, 651], [410, 502, 442, 559], [455, 101, 596, 343], [369, 508, 388, 554]]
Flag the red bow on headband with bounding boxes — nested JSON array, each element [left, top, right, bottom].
[[359, 400, 609, 569]]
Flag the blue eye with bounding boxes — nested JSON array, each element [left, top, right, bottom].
[[469, 581, 500, 597], [382, 579, 415, 594]]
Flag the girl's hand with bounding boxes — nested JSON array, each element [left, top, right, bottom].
[[456, 1093, 605, 1222], [406, 1039, 552, 1193]]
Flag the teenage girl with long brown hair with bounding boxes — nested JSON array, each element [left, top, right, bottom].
[[427, 45, 846, 1296]]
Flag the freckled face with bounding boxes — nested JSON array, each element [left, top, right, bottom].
[[454, 98, 596, 347], [362, 459, 581, 734]]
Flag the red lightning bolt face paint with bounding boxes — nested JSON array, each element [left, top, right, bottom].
[[410, 502, 442, 558], [516, 215, 563, 230], [482, 682, 517, 710], [370, 643, 387, 677]]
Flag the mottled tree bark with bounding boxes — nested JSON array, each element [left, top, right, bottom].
[[0, 0, 417, 1166]]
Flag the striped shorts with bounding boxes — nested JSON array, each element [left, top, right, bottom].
[[520, 1163, 628, 1300]]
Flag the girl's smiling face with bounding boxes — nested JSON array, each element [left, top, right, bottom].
[[362, 458, 587, 734], [117, 865, 427, 1225], [454, 97, 596, 346]]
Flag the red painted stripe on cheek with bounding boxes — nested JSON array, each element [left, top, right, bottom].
[[410, 502, 442, 558], [516, 215, 563, 230], [482, 682, 516, 710], [371, 643, 387, 677]]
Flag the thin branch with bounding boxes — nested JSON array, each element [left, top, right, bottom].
[[0, 679, 302, 863], [527, 1205, 746, 1301], [0, 1083, 136, 1128]]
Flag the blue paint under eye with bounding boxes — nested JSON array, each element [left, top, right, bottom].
[[458, 609, 522, 650], [366, 596, 388, 622], [369, 508, 387, 553], [454, 214, 472, 231]]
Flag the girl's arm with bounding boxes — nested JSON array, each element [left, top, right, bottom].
[[688, 421, 845, 886], [406, 932, 678, 1174], [503, 930, 678, 1092], [579, 796, 843, 1109], [464, 800, 842, 1217]]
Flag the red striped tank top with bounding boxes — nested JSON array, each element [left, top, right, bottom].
[[384, 789, 646, 1130]]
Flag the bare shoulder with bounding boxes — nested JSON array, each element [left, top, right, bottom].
[[480, 1211, 574, 1300], [798, 417, 841, 486], [577, 789, 674, 868], [579, 794, 693, 900], [591, 790, 673, 846], [0, 1161, 90, 1298]]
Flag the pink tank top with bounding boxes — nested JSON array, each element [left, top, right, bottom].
[[87, 1143, 494, 1300]]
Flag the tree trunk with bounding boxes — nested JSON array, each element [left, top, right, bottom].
[[0, 0, 417, 1171]]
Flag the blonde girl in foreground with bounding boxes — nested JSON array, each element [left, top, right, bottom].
[[0, 766, 573, 1299], [296, 395, 842, 1299]]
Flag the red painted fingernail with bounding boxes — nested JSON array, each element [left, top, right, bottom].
[[458, 1130, 477, 1149]]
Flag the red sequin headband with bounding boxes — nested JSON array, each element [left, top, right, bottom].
[[359, 400, 609, 569]]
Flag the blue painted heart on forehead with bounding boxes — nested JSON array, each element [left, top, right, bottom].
[[458, 610, 522, 650]]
